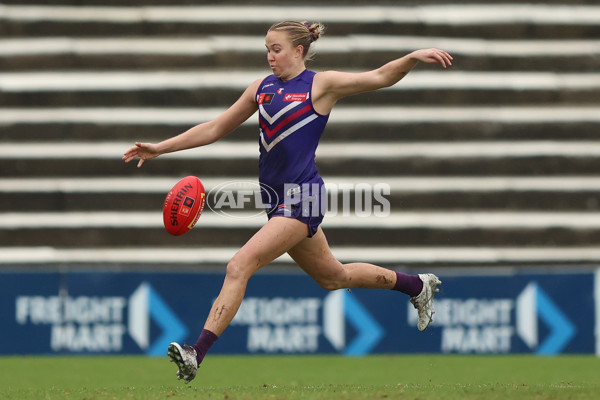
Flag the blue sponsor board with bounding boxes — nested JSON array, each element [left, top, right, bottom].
[[0, 270, 597, 356]]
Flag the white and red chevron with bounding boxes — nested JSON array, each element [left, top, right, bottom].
[[258, 93, 317, 152]]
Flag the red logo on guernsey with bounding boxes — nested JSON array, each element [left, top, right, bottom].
[[283, 93, 308, 102], [258, 93, 274, 105]]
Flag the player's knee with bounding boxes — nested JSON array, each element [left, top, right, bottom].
[[313, 271, 349, 291], [225, 260, 242, 281], [316, 279, 344, 291], [226, 254, 259, 282]]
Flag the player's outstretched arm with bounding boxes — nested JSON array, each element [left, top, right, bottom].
[[123, 79, 261, 168], [373, 48, 453, 89], [313, 48, 452, 114]]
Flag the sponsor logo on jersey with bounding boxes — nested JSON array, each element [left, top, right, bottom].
[[258, 93, 275, 105], [283, 93, 309, 102]]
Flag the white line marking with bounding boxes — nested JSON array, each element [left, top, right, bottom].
[[0, 36, 598, 57], [2, 246, 600, 264], [1, 106, 598, 125], [1, 5, 599, 25], [2, 71, 600, 92], [3, 211, 600, 229], [2, 176, 600, 193], [2, 141, 600, 160]]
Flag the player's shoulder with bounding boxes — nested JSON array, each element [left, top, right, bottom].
[[241, 77, 268, 102], [313, 70, 344, 90], [252, 75, 278, 96], [315, 70, 341, 78], [251, 76, 269, 89]]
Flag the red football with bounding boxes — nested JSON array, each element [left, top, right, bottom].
[[163, 176, 206, 236]]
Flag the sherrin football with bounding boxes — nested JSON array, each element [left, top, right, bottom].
[[163, 176, 206, 236]]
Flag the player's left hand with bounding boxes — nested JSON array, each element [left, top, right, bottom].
[[411, 48, 453, 68], [122, 142, 160, 168]]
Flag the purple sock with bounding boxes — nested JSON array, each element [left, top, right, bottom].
[[392, 272, 423, 297], [192, 329, 219, 365]]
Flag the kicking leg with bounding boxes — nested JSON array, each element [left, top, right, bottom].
[[287, 227, 441, 330], [286, 227, 397, 290]]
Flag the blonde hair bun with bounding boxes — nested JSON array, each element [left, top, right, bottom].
[[303, 22, 325, 42]]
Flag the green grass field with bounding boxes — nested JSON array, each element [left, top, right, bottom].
[[0, 354, 598, 399]]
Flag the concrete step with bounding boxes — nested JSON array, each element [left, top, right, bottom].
[[2, 176, 600, 212], [2, 105, 597, 149], [2, 4, 599, 39], [3, 87, 597, 107], [4, 121, 600, 143], [6, 157, 596, 177], [2, 71, 599, 107], [2, 140, 600, 177], [2, 211, 600, 247], [2, 105, 598, 126], [3, 225, 599, 247], [2, 186, 599, 213], [1, 36, 599, 72], [4, 21, 598, 41], [5, 53, 596, 73]]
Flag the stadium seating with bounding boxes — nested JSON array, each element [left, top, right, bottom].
[[1, 0, 599, 268]]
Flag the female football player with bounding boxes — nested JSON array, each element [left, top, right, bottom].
[[123, 21, 452, 384]]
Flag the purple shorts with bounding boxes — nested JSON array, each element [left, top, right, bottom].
[[265, 178, 326, 238]]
